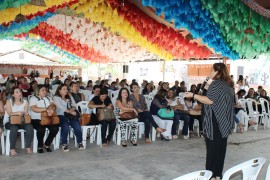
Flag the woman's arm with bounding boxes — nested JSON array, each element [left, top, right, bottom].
[[81, 93, 85, 101], [88, 101, 106, 109], [0, 100, 4, 116], [152, 99, 167, 108], [24, 101, 29, 115], [184, 92, 213, 105], [116, 100, 137, 114]]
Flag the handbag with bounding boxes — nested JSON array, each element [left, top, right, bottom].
[[40, 104, 59, 126], [97, 108, 115, 121], [64, 110, 80, 120], [157, 108, 174, 119], [80, 114, 91, 125], [119, 111, 137, 121], [10, 115, 31, 125], [40, 111, 59, 126]]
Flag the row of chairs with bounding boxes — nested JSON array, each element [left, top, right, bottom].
[[174, 157, 268, 180]]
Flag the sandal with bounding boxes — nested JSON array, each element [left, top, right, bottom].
[[102, 143, 108, 148], [145, 138, 151, 144], [26, 148, 33, 154], [10, 149, 17, 156], [156, 127, 166, 133]]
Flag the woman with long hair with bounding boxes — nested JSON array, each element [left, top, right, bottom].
[[29, 85, 59, 153], [85, 80, 93, 91], [185, 63, 234, 180], [130, 82, 165, 144], [116, 88, 138, 147], [142, 83, 153, 95], [150, 89, 173, 141], [53, 84, 84, 152], [3, 87, 34, 155]]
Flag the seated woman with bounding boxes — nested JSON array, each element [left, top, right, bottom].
[[182, 96, 202, 137], [28, 80, 38, 96], [53, 84, 84, 152], [18, 77, 30, 98], [89, 88, 116, 147], [3, 87, 34, 155], [150, 89, 173, 141], [70, 81, 85, 104], [88, 85, 101, 101], [130, 82, 165, 144], [29, 85, 59, 153], [141, 83, 153, 95], [85, 80, 93, 91], [116, 88, 138, 147], [166, 89, 190, 139], [44, 77, 52, 91]]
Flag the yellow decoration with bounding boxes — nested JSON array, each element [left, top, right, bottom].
[[0, 0, 75, 24], [71, 0, 173, 60]]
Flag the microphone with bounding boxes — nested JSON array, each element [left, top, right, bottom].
[[200, 76, 210, 91]]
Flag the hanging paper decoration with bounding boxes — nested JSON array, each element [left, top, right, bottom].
[[142, 0, 238, 60], [200, 0, 270, 58], [107, 0, 211, 60], [0, 0, 78, 25], [46, 14, 158, 62], [30, 22, 111, 63], [0, 0, 31, 11], [70, 0, 174, 60], [0, 12, 55, 39]]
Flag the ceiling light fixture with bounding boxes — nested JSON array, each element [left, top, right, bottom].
[[14, 5, 26, 23]]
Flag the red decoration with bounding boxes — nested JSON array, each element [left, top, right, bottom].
[[30, 22, 111, 63], [107, 0, 211, 59]]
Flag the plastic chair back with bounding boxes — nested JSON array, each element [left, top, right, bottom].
[[76, 101, 92, 114], [259, 98, 270, 114], [173, 170, 213, 180], [238, 99, 247, 111], [265, 163, 270, 180], [223, 157, 266, 180]]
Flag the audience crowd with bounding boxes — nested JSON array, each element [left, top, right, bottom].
[[0, 73, 269, 155]]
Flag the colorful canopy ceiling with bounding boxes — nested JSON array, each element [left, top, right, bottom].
[[1, 0, 270, 63]]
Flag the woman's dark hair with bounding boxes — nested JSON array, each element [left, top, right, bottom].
[[111, 81, 116, 86], [130, 82, 139, 93], [237, 75, 244, 84], [93, 85, 101, 91], [195, 83, 202, 94], [100, 88, 108, 95], [64, 78, 71, 86], [212, 63, 234, 87], [34, 84, 47, 97], [189, 84, 196, 93], [260, 89, 267, 96], [100, 80, 105, 86], [154, 89, 167, 100], [29, 80, 37, 92], [160, 82, 167, 89], [55, 84, 71, 100], [117, 87, 130, 102], [142, 83, 153, 95], [87, 80, 92, 86], [236, 89, 246, 96], [166, 89, 175, 99], [158, 81, 163, 86], [44, 77, 50, 85]]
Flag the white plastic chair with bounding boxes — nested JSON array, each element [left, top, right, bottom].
[[76, 101, 101, 148], [52, 84, 59, 90], [79, 90, 92, 100], [246, 98, 263, 131], [265, 163, 270, 180], [1, 131, 5, 155], [173, 170, 213, 180], [5, 129, 25, 156], [259, 98, 270, 129], [222, 157, 266, 180], [238, 99, 247, 111]]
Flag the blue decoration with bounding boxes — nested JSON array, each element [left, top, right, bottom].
[[142, 0, 239, 59]]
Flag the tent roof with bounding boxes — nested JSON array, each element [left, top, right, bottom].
[[0, 49, 79, 67]]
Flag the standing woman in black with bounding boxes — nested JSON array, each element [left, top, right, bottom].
[[184, 63, 234, 180]]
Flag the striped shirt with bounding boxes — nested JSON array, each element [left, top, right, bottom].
[[204, 80, 234, 140]]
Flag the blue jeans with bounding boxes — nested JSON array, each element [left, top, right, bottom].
[[173, 110, 190, 135], [59, 115, 82, 145], [234, 114, 240, 124]]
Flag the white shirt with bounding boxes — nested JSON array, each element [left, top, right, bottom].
[[29, 96, 52, 120], [3, 99, 27, 125]]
